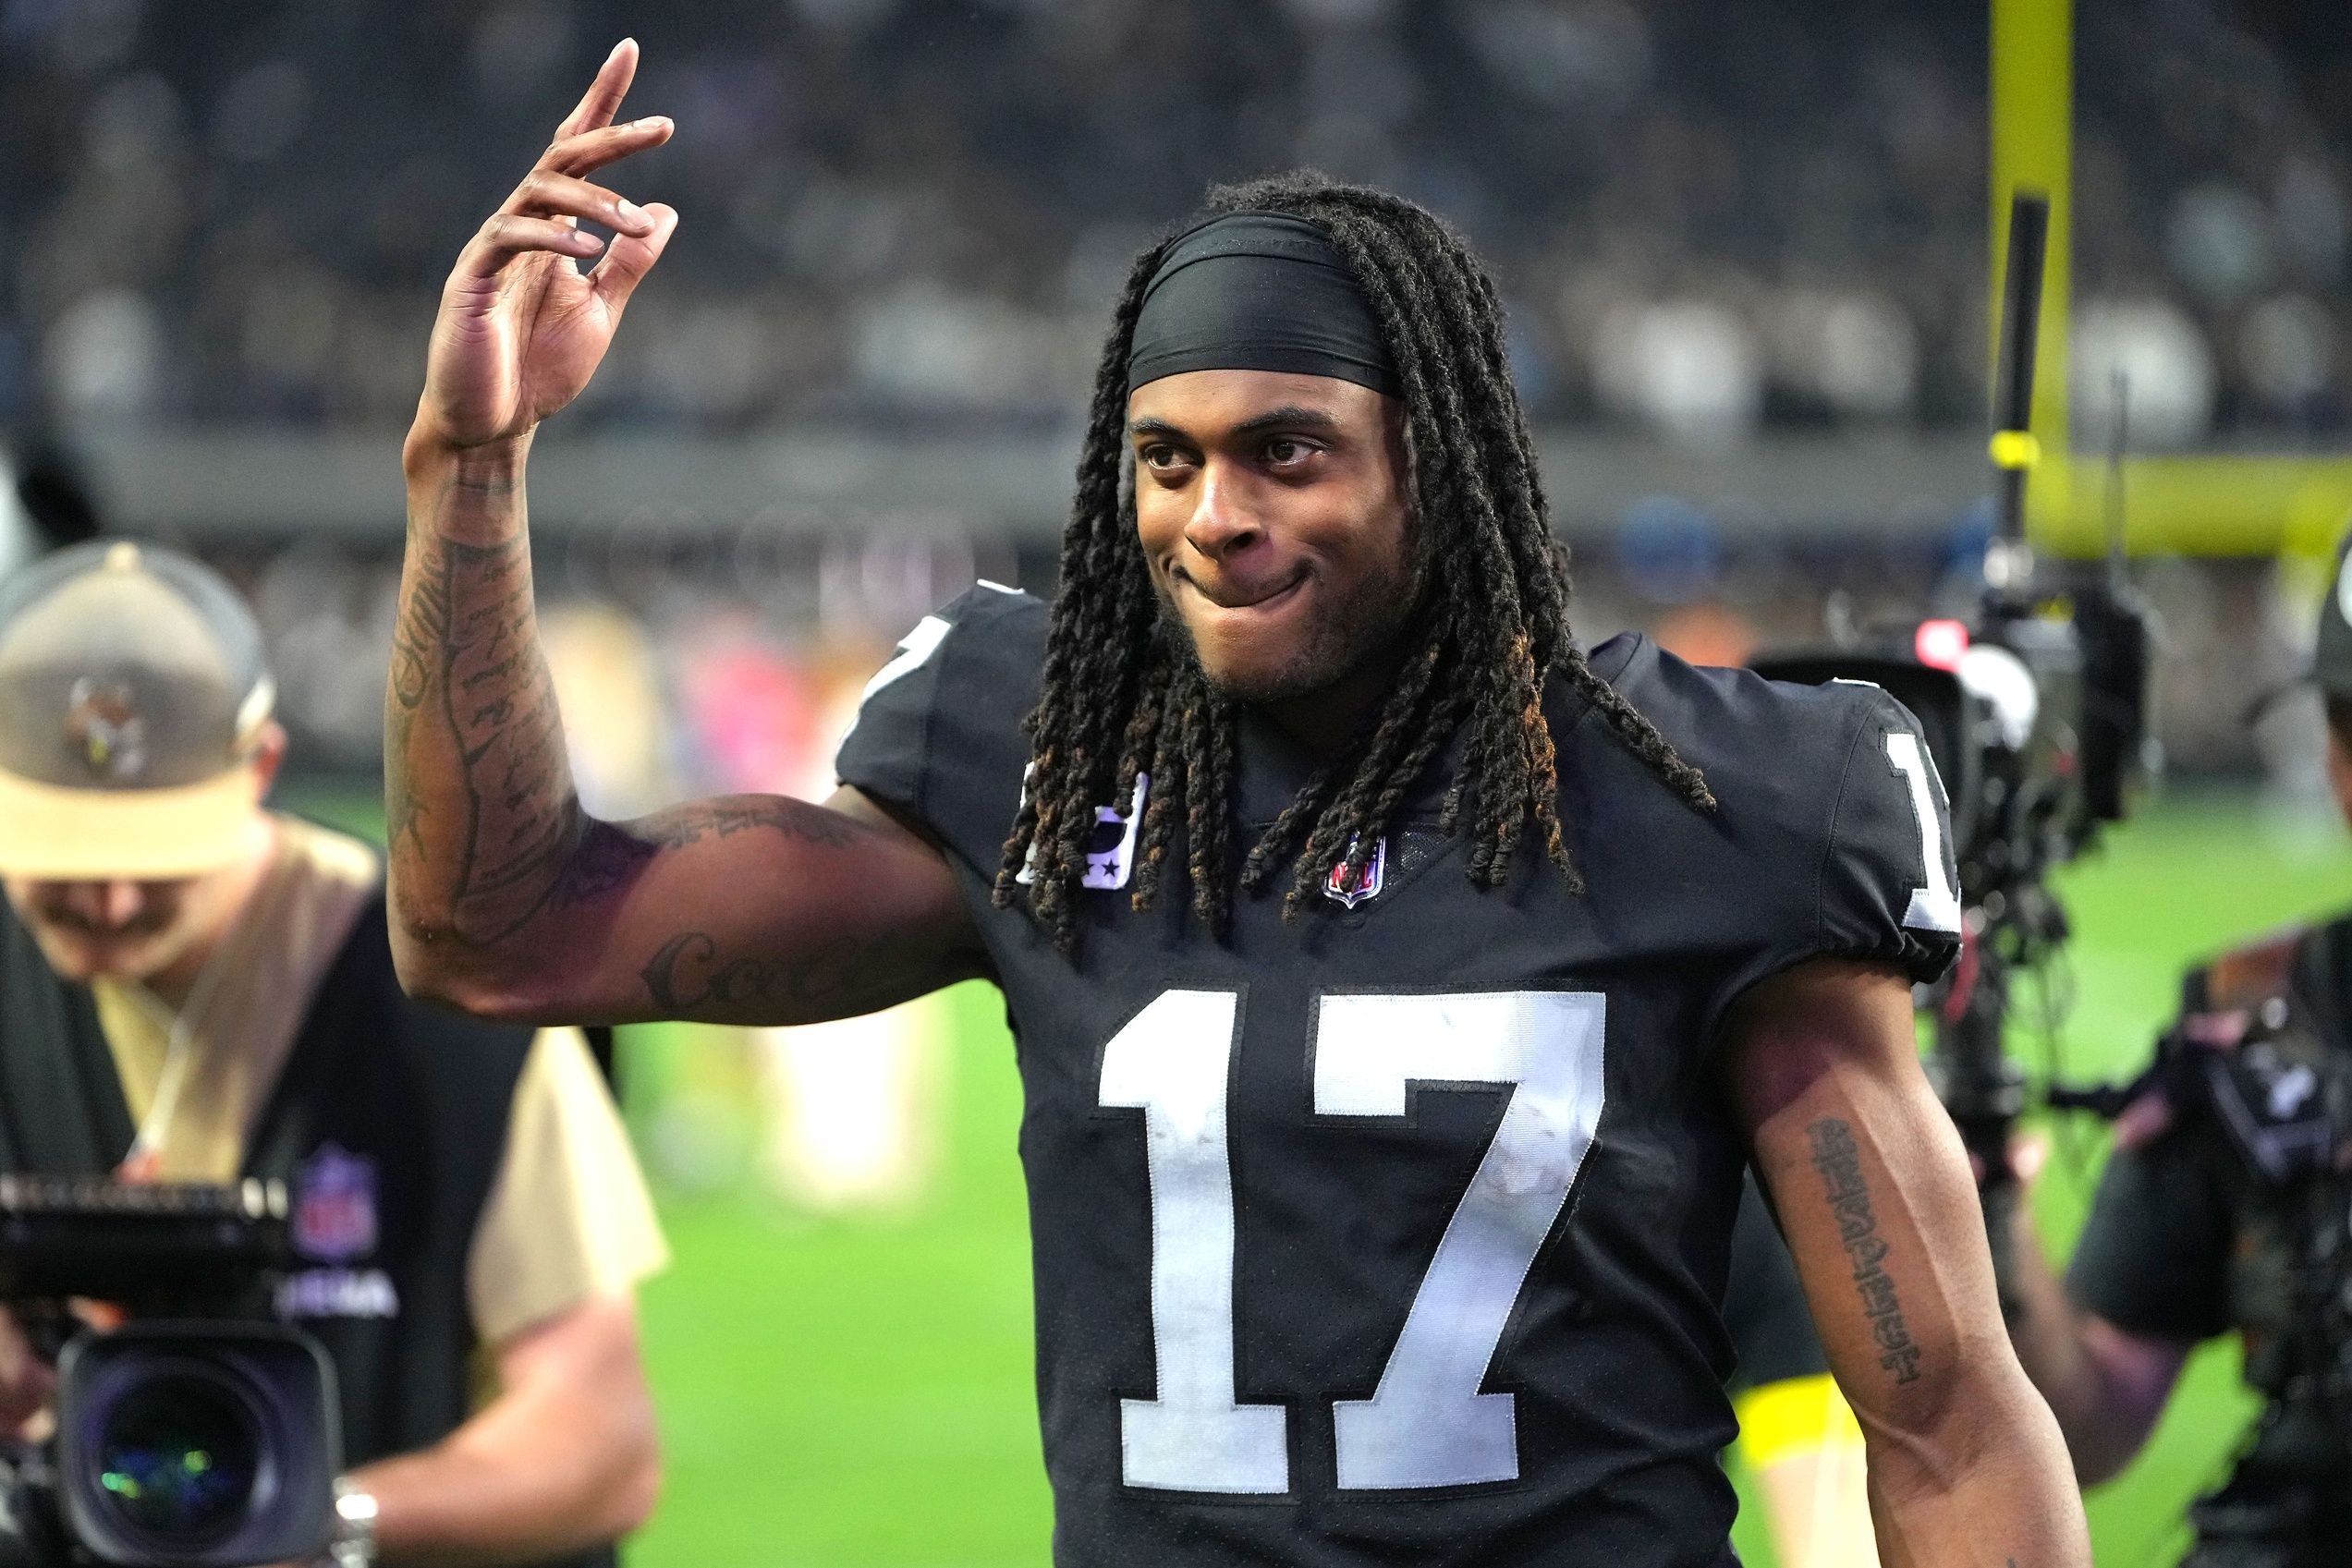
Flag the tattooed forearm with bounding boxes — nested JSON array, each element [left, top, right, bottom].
[[388, 438, 892, 963], [640, 929, 880, 1018], [387, 457, 579, 948], [1808, 1117, 1924, 1385]]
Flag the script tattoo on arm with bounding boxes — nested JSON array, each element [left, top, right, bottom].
[[639, 930, 879, 1018], [384, 544, 438, 861], [1808, 1116, 1924, 1385], [390, 454, 908, 996], [387, 464, 578, 947]]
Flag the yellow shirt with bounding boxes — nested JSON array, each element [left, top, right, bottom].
[[91, 815, 666, 1346]]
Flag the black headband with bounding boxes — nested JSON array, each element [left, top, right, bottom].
[[1125, 212, 1400, 398]]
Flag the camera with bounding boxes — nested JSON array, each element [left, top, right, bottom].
[[1753, 191, 2153, 941], [2053, 992, 2352, 1557], [0, 1178, 341, 1568], [1750, 567, 2152, 926], [1747, 193, 2158, 1312]]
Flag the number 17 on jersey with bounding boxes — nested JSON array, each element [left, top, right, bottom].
[[1099, 988, 1608, 1495]]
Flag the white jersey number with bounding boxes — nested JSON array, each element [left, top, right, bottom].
[[1099, 990, 1290, 1493], [1098, 988, 1608, 1494], [1883, 730, 1963, 935]]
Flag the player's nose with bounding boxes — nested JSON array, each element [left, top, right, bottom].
[[1183, 463, 1264, 563]]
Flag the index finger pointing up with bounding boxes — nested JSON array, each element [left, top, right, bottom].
[[554, 37, 640, 141]]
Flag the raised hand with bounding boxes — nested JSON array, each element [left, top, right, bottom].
[[416, 39, 678, 452]]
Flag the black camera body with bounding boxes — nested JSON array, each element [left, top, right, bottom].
[[0, 1178, 341, 1568], [1750, 567, 2152, 925]]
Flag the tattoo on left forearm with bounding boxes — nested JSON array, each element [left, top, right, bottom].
[[1808, 1117, 1923, 1385], [387, 524, 575, 944]]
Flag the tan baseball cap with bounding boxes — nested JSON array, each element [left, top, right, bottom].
[[0, 540, 276, 879]]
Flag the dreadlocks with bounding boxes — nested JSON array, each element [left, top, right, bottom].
[[994, 172, 1715, 953]]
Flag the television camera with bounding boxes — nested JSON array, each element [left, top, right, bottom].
[[1749, 193, 2158, 1298], [0, 1177, 339, 1568]]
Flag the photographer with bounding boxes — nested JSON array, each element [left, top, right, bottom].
[[0, 541, 665, 1567], [1995, 533, 2352, 1564]]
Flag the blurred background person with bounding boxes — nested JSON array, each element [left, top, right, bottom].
[[1992, 529, 2352, 1568], [0, 541, 666, 1568]]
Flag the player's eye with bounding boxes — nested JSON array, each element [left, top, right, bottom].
[[1261, 437, 1319, 468], [1138, 444, 1193, 472]]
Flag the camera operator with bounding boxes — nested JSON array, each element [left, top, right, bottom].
[[1992, 532, 2352, 1565], [0, 541, 666, 1567]]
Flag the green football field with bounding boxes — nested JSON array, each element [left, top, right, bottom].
[[298, 786, 2352, 1566]]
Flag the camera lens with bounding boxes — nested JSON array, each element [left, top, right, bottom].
[[91, 1372, 261, 1543]]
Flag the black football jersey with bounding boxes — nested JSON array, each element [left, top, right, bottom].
[[836, 584, 1960, 1567]]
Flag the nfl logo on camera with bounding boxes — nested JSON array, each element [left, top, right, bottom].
[[293, 1143, 379, 1263]]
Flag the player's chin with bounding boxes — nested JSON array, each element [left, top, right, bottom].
[[1194, 637, 1340, 708], [1179, 589, 1324, 695]]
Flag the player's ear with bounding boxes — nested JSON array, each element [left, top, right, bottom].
[[246, 719, 289, 801]]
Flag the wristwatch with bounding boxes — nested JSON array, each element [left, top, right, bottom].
[[327, 1478, 379, 1568]]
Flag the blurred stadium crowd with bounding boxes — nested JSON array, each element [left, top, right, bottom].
[[0, 0, 2345, 444], [0, 0, 2343, 810], [142, 531, 2322, 820]]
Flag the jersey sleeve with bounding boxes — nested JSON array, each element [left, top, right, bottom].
[[2066, 1130, 2236, 1343], [831, 606, 957, 820], [464, 1026, 669, 1346], [1814, 687, 1963, 985], [833, 581, 1045, 857]]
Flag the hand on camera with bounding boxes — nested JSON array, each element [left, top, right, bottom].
[[0, 1305, 55, 1437]]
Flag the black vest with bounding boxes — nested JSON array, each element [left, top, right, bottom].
[[0, 893, 615, 1568]]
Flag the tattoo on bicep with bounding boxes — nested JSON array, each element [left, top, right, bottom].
[[553, 820, 661, 905], [1807, 1117, 1923, 1385], [640, 797, 875, 852], [552, 800, 878, 908]]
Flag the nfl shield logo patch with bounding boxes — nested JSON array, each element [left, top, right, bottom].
[[1323, 835, 1388, 909], [292, 1144, 379, 1263]]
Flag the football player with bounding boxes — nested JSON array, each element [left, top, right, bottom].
[[388, 42, 2088, 1566]]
